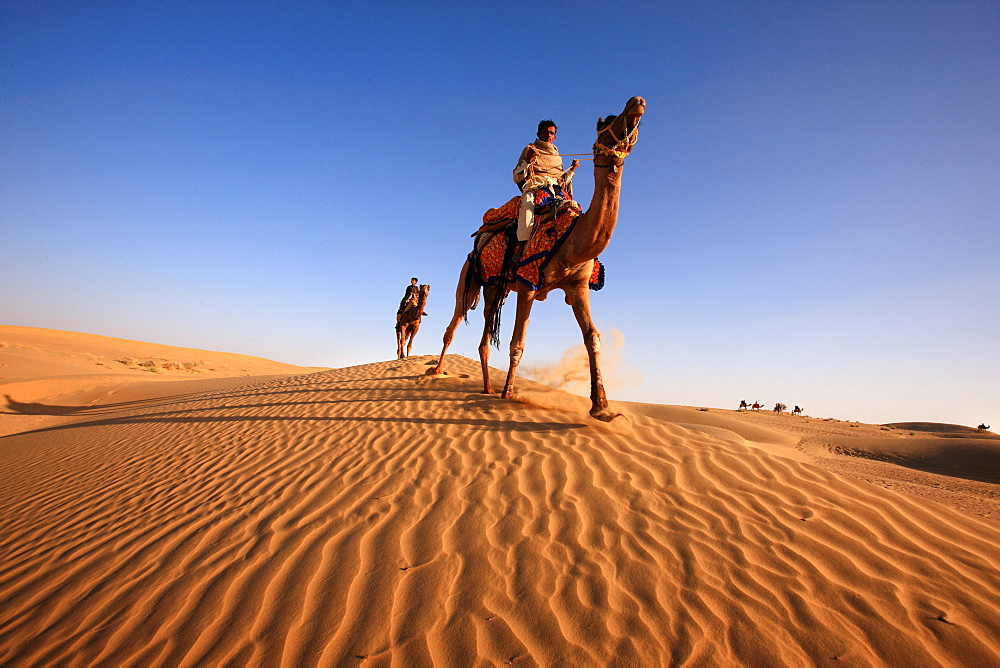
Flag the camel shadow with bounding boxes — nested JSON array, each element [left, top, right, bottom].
[[1, 394, 184, 417], [2, 367, 592, 439], [5, 409, 586, 438]]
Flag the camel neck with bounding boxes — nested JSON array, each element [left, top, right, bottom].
[[561, 163, 623, 267]]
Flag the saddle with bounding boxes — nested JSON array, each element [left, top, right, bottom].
[[469, 186, 604, 292]]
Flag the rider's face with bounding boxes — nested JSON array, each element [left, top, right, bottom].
[[537, 125, 557, 142]]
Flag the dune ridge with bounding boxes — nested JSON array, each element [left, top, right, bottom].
[[2, 354, 998, 666]]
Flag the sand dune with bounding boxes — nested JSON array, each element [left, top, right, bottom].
[[806, 434, 1000, 484], [0, 325, 326, 438], [2, 340, 999, 666], [0, 325, 323, 380]]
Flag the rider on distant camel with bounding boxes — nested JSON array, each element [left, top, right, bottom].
[[512, 120, 579, 256], [397, 277, 423, 324]]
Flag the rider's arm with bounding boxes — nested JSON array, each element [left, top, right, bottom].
[[513, 145, 535, 186]]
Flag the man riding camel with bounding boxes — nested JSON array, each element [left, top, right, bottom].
[[396, 277, 424, 324], [512, 120, 579, 256]]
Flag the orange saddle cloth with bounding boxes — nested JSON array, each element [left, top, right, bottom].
[[469, 189, 604, 292]]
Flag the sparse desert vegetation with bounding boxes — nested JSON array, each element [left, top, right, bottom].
[[115, 357, 207, 373]]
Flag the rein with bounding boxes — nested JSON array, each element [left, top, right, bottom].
[[550, 118, 639, 162]]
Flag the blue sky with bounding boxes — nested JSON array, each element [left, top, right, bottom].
[[2, 1, 997, 426]]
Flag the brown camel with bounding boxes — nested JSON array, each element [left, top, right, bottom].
[[434, 97, 646, 421], [396, 284, 430, 359]]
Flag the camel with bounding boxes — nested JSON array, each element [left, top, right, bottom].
[[751, 402, 763, 411], [739, 400, 749, 411], [434, 97, 646, 421], [792, 405, 803, 416], [979, 423, 991, 432], [396, 284, 430, 359]]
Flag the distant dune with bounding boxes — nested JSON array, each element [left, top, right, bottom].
[[1, 328, 998, 665], [0, 324, 327, 437]]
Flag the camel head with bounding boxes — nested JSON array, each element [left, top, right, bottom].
[[417, 284, 430, 305], [593, 96, 646, 161]]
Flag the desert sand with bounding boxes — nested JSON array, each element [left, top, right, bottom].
[[1, 326, 998, 666]]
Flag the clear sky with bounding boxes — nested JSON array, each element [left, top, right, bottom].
[[2, 1, 997, 427]]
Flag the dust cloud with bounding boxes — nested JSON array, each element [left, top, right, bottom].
[[522, 329, 642, 396]]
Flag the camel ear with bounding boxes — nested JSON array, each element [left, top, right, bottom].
[[597, 114, 617, 132]]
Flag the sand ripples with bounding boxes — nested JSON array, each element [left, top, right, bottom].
[[1, 356, 998, 666]]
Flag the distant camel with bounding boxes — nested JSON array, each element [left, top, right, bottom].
[[396, 284, 430, 359], [739, 400, 749, 411], [773, 403, 783, 414], [751, 402, 763, 411], [792, 406, 803, 416], [979, 423, 991, 432]]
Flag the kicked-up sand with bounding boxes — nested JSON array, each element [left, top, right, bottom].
[[1, 326, 998, 666]]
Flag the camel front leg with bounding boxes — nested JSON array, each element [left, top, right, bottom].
[[566, 287, 620, 421], [406, 324, 419, 357], [502, 292, 535, 399], [396, 326, 405, 360]]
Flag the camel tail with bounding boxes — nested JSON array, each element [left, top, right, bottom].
[[485, 286, 507, 349]]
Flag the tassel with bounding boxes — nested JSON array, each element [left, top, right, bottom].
[[486, 287, 507, 349]]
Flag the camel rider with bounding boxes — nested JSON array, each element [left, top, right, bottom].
[[513, 120, 580, 250], [397, 277, 422, 323]]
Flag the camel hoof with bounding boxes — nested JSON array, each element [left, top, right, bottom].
[[590, 407, 622, 422]]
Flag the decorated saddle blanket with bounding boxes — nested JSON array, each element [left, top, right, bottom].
[[469, 187, 605, 292]]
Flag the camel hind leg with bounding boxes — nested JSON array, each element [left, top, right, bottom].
[[434, 259, 481, 374]]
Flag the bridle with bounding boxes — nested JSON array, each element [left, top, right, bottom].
[[593, 115, 640, 160]]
